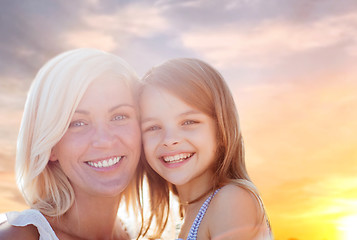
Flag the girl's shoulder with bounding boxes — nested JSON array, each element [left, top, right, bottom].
[[211, 184, 261, 217], [206, 184, 270, 239]]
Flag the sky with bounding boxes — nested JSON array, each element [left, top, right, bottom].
[[0, 0, 357, 239]]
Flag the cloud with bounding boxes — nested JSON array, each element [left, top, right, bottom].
[[83, 0, 100, 6], [83, 4, 168, 37], [237, 70, 357, 226], [0, 0, 88, 80], [0, 2, 356, 240], [155, 0, 251, 10], [230, 64, 357, 239], [63, 30, 118, 52], [179, 12, 357, 68], [264, 175, 357, 240], [265, 175, 357, 239], [0, 77, 29, 169], [0, 1, 172, 81], [63, 3, 169, 51]]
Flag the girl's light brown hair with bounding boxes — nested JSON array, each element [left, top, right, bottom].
[[139, 58, 266, 238]]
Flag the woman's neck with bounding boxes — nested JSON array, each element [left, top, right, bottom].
[[47, 192, 127, 240]]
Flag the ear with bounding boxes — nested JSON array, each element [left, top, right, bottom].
[[49, 149, 58, 162]]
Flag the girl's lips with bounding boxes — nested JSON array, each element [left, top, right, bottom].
[[161, 152, 194, 163], [86, 156, 123, 168]]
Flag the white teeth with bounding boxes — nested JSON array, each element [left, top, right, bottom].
[[87, 156, 122, 168], [102, 160, 108, 167], [163, 153, 193, 163]]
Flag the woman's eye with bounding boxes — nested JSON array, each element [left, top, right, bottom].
[[113, 115, 127, 121], [182, 120, 198, 126], [69, 121, 86, 128]]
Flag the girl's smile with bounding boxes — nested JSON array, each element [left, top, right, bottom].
[[140, 86, 217, 186], [159, 152, 195, 168], [161, 152, 194, 163]]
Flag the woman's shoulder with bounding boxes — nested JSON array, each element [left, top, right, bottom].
[[0, 218, 39, 240], [0, 209, 58, 240], [206, 184, 270, 239]]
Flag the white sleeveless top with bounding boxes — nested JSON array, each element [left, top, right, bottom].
[[2, 209, 59, 240]]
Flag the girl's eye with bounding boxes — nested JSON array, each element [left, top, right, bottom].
[[113, 115, 127, 121], [182, 120, 198, 126], [144, 125, 161, 132], [69, 121, 86, 128]]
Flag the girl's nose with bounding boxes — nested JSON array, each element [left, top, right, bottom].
[[92, 125, 115, 148], [163, 139, 179, 147], [162, 129, 180, 147]]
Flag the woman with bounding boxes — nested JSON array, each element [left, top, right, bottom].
[[0, 48, 142, 239]]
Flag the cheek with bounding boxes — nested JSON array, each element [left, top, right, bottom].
[[144, 148, 157, 170], [142, 135, 159, 165], [197, 124, 218, 155], [142, 137, 153, 156], [52, 133, 88, 160], [114, 123, 142, 149], [206, 129, 218, 159], [142, 133, 160, 152]]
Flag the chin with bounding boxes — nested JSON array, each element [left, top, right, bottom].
[[164, 176, 190, 186], [97, 183, 130, 197]]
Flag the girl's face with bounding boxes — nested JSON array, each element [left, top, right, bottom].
[[140, 86, 217, 187], [51, 77, 141, 197]]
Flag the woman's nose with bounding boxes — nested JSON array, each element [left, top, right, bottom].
[[92, 125, 115, 148]]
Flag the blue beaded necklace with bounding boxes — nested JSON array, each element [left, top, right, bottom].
[[177, 188, 221, 240]]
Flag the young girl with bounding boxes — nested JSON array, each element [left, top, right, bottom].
[[139, 58, 272, 239]]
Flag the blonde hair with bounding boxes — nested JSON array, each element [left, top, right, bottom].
[[139, 58, 267, 237], [16, 48, 141, 217]]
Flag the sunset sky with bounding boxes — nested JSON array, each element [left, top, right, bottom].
[[0, 1, 357, 239]]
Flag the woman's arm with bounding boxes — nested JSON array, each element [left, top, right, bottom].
[[0, 221, 39, 240]]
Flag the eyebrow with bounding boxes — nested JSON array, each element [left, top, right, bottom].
[[109, 104, 135, 112], [141, 110, 201, 123], [179, 110, 200, 116], [74, 104, 135, 114]]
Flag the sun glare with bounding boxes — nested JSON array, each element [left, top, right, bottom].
[[338, 215, 357, 240]]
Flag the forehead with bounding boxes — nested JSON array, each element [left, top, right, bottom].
[[78, 77, 134, 108], [140, 86, 201, 116], [141, 85, 185, 103]]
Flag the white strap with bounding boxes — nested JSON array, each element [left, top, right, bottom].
[[6, 209, 59, 240]]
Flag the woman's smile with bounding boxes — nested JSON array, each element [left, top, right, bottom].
[[86, 155, 123, 169], [51, 77, 141, 196]]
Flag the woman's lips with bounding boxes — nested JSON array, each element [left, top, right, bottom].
[[86, 156, 123, 168]]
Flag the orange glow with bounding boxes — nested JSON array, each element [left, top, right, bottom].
[[1, 2, 357, 239]]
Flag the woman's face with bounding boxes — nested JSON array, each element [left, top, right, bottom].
[[51, 77, 141, 197]]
